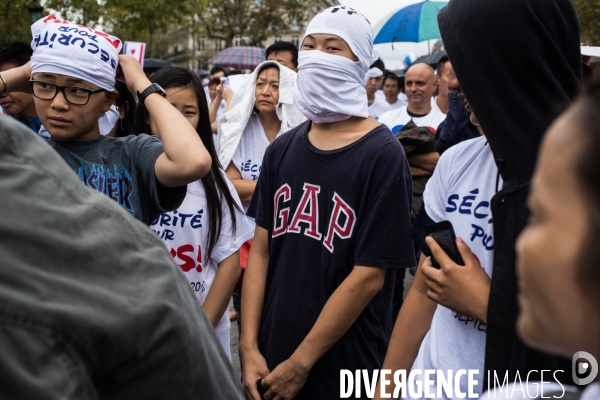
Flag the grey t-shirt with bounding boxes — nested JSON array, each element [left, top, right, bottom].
[[48, 134, 186, 225]]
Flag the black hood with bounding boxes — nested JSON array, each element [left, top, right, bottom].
[[439, 0, 582, 186], [438, 0, 582, 387]]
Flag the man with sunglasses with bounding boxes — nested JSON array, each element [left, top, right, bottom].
[[0, 16, 212, 225]]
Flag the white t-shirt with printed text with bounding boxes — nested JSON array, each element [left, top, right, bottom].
[[151, 175, 254, 334], [409, 136, 502, 399], [231, 114, 283, 212], [378, 104, 446, 135]]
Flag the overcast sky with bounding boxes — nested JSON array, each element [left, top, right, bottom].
[[339, 0, 443, 70]]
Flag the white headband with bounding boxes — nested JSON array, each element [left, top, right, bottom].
[[30, 15, 122, 91]]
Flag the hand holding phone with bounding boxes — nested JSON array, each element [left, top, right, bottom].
[[424, 220, 464, 268]]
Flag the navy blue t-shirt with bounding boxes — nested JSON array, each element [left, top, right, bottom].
[[248, 121, 416, 400]]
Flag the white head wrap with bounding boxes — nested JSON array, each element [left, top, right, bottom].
[[293, 6, 382, 123], [304, 6, 380, 79], [30, 15, 122, 91], [217, 61, 306, 169]]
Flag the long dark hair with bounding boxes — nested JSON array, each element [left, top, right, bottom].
[[135, 67, 239, 259], [114, 80, 136, 137]]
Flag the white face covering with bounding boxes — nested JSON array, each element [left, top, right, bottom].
[[293, 51, 381, 123], [292, 6, 382, 123]]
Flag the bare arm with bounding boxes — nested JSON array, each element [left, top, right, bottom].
[[209, 96, 222, 124], [261, 265, 387, 399], [225, 161, 257, 203], [211, 84, 234, 133], [0, 62, 32, 93], [119, 55, 211, 187], [408, 151, 440, 177], [240, 226, 271, 400], [374, 254, 438, 399], [202, 251, 241, 327]]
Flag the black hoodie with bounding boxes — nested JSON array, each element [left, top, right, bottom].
[[438, 0, 582, 388]]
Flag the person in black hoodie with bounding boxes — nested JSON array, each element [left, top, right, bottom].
[[375, 0, 582, 397], [438, 0, 582, 388]]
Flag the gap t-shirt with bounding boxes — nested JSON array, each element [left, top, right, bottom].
[[231, 114, 283, 212], [151, 175, 254, 334], [378, 105, 447, 135], [48, 134, 186, 225], [409, 136, 502, 399], [248, 120, 416, 400], [368, 96, 392, 120]]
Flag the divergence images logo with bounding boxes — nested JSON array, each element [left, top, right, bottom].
[[572, 351, 598, 385]]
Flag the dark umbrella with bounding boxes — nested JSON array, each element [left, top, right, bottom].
[[207, 46, 266, 70]]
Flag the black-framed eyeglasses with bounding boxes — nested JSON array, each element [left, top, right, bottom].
[[29, 80, 105, 105]]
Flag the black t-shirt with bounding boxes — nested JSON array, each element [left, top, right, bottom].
[[248, 121, 416, 399], [48, 134, 186, 225]]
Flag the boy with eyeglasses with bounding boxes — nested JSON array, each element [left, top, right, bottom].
[[0, 15, 211, 225]]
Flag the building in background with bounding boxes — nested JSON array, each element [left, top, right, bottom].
[[165, 0, 340, 70]]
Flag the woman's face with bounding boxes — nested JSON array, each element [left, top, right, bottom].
[[149, 86, 199, 135], [254, 67, 280, 114], [516, 107, 600, 358]]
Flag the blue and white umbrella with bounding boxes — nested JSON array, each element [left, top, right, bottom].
[[373, 0, 449, 45]]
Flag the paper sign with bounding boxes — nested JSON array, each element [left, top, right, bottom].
[[123, 41, 146, 68]]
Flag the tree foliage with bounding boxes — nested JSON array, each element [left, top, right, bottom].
[[103, 0, 191, 58], [0, 0, 40, 43], [196, 0, 316, 48], [43, 0, 103, 26], [573, 0, 600, 45], [41, 0, 191, 58]]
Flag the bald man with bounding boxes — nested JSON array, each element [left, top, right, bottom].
[[379, 63, 446, 136], [379, 63, 446, 178]]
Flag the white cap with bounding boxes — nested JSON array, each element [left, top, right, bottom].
[[31, 15, 122, 91]]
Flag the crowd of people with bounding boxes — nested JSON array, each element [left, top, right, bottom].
[[0, 0, 598, 399]]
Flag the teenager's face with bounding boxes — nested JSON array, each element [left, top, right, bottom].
[[149, 86, 200, 135], [365, 76, 383, 97], [383, 78, 399, 102], [254, 67, 280, 114], [516, 108, 600, 358], [32, 72, 116, 141], [0, 62, 37, 119], [301, 34, 359, 62]]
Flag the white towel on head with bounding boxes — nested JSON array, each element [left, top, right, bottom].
[[217, 61, 306, 169], [292, 6, 382, 123], [30, 15, 122, 91], [304, 6, 381, 79]]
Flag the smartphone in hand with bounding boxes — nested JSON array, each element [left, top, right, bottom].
[[424, 220, 464, 268]]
